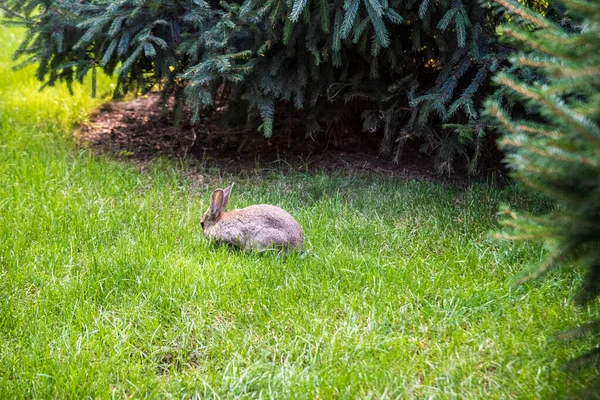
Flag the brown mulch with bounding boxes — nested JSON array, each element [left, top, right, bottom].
[[76, 93, 504, 187]]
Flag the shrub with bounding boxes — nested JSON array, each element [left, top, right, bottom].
[[1, 0, 528, 173], [486, 0, 600, 368]]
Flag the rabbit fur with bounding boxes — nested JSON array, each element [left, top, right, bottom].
[[201, 183, 304, 251]]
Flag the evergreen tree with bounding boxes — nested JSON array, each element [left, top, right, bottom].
[[0, 0, 540, 173], [485, 0, 600, 367]]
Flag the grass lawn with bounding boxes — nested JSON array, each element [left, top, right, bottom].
[[1, 26, 599, 398]]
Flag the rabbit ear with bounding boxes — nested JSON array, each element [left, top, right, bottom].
[[210, 189, 224, 216], [222, 182, 234, 209]]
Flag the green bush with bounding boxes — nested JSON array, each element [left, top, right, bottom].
[[1, 0, 514, 173], [486, 0, 600, 368]]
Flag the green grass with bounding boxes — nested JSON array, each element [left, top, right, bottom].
[[1, 26, 599, 399]]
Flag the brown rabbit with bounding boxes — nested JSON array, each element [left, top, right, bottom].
[[200, 183, 304, 251]]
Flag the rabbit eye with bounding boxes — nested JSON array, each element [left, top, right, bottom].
[[200, 221, 205, 229]]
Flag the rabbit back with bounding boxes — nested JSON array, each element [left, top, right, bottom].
[[205, 204, 303, 250]]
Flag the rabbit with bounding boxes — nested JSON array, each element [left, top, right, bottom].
[[200, 183, 304, 251]]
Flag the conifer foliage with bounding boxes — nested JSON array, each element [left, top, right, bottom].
[[1, 0, 508, 172], [486, 0, 600, 366]]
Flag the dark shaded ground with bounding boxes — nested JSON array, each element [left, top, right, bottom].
[[77, 93, 506, 187]]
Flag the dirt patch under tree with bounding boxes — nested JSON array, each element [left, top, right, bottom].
[[77, 93, 505, 187]]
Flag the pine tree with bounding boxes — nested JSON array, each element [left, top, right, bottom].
[[0, 0, 544, 173], [485, 0, 600, 368]]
